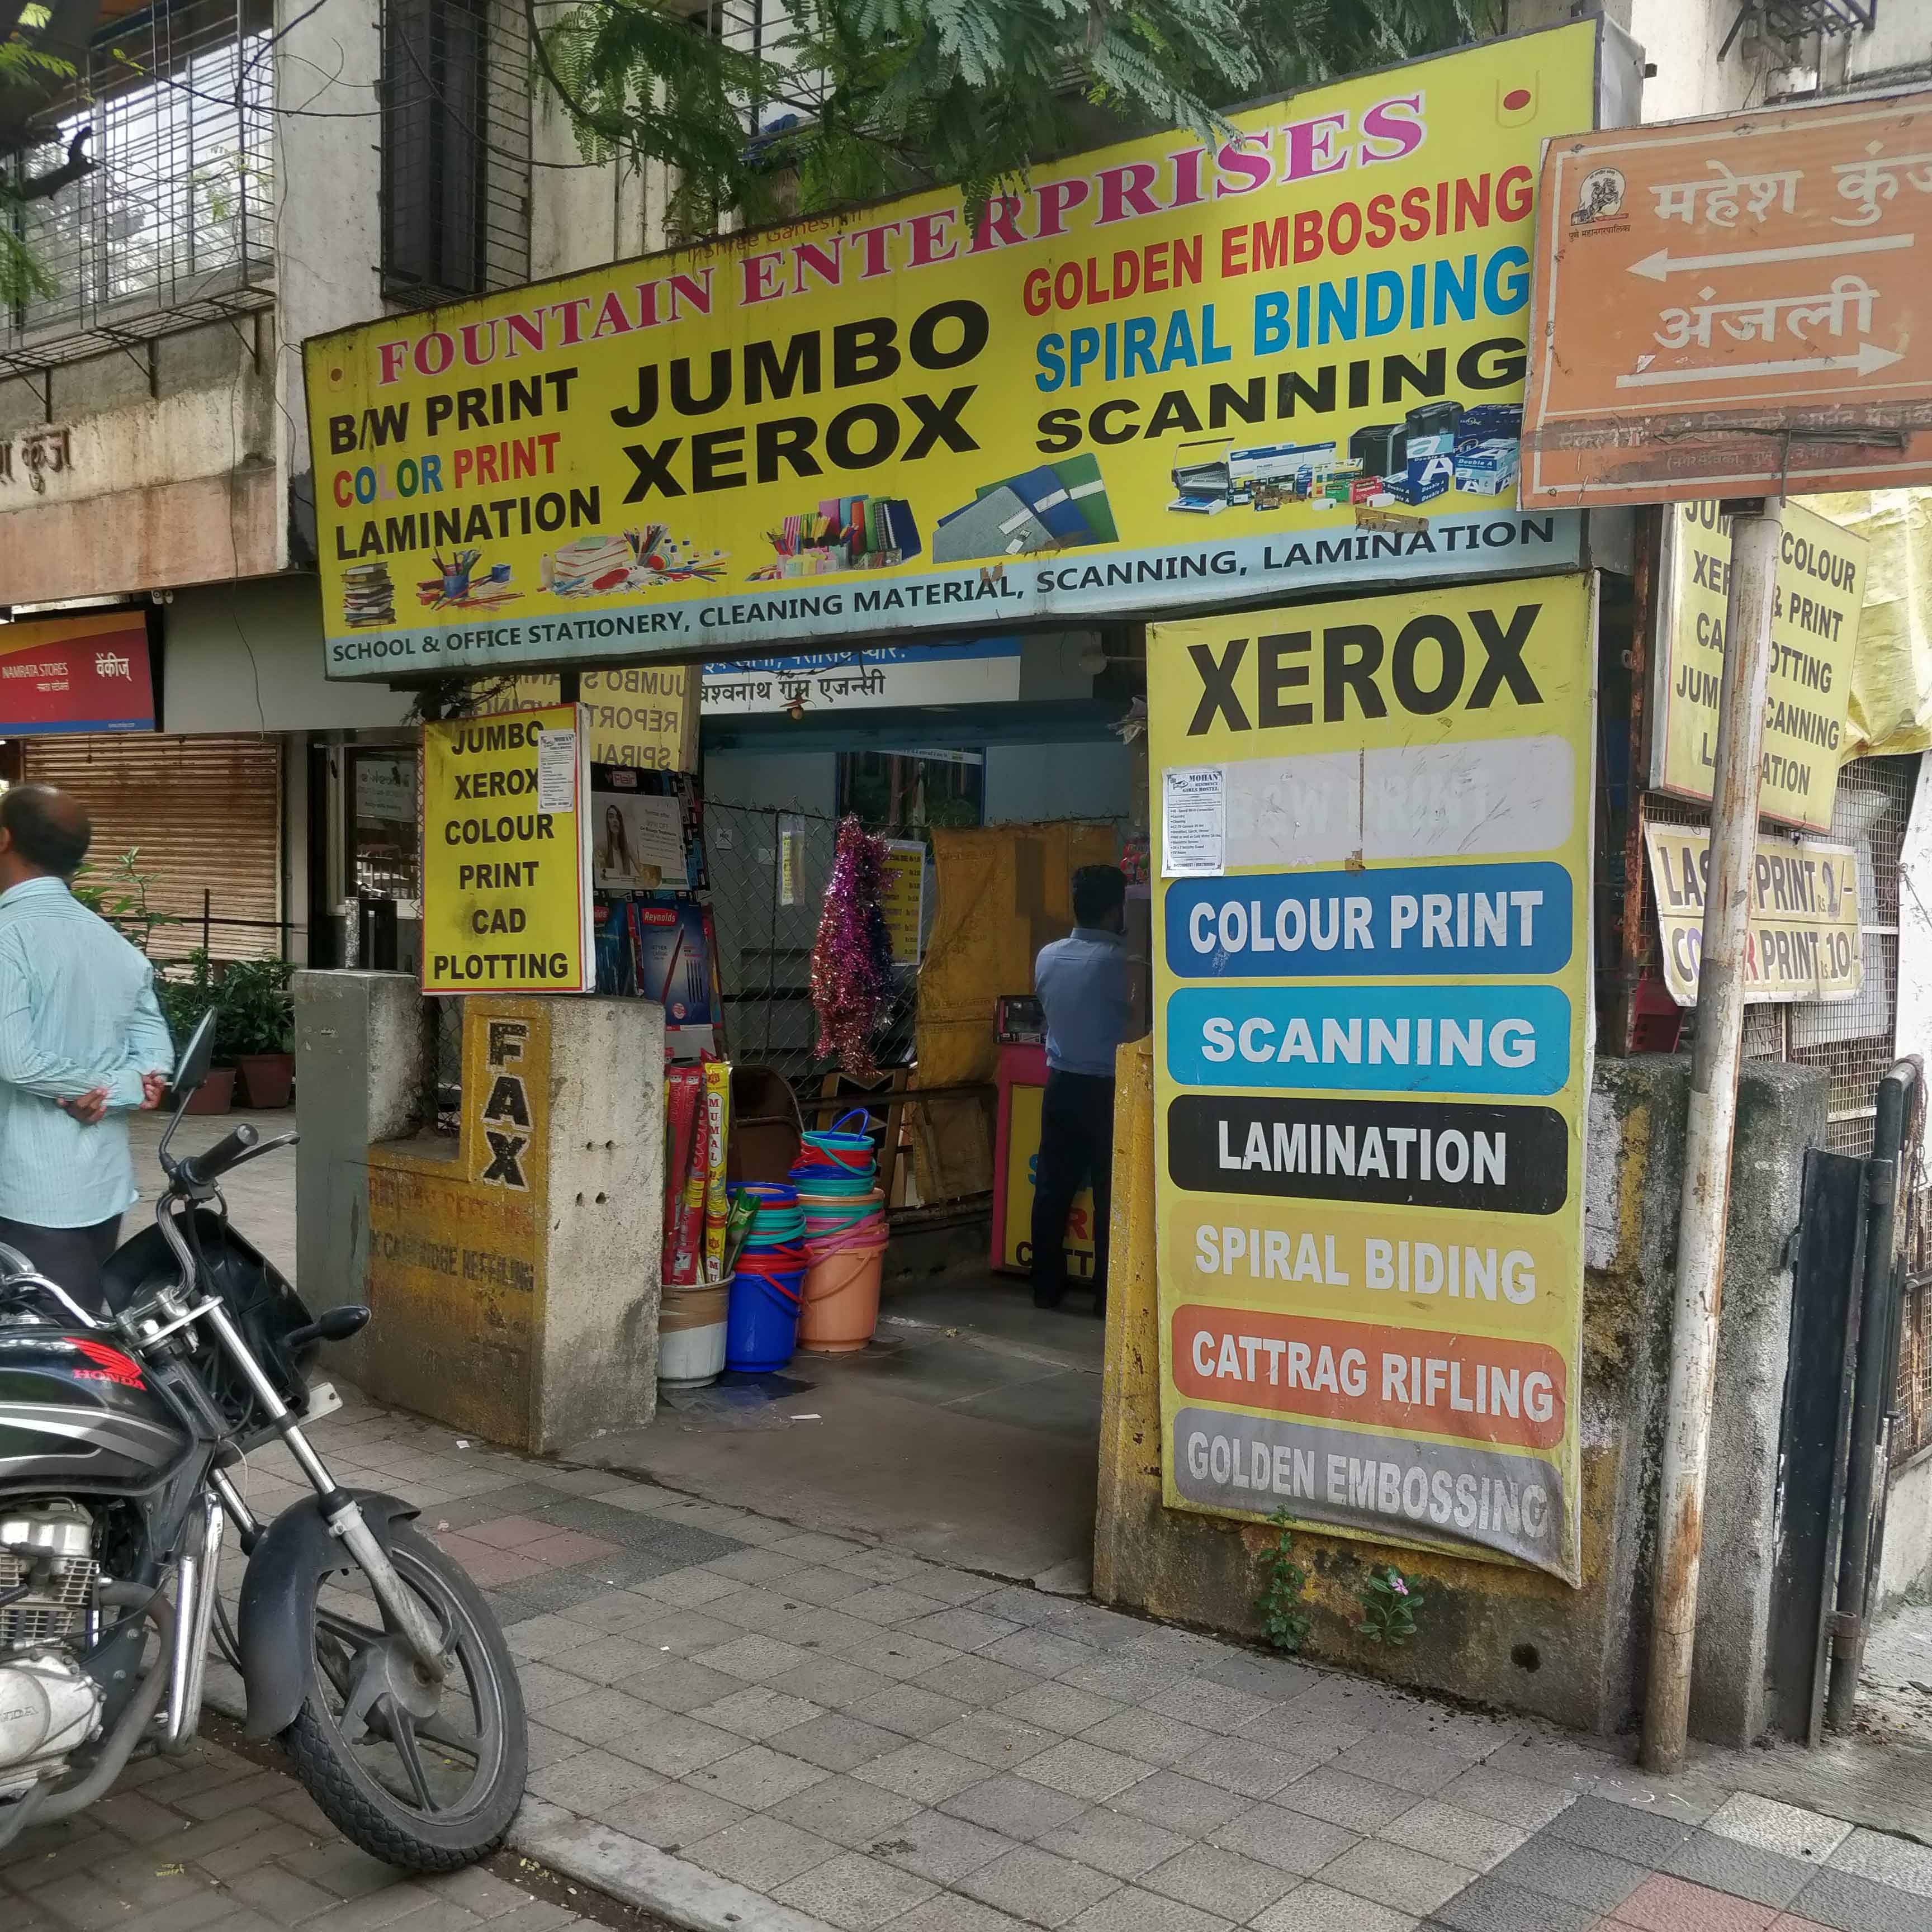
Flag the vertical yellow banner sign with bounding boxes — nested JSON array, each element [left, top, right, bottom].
[[1148, 574, 1594, 1581], [421, 703, 595, 993]]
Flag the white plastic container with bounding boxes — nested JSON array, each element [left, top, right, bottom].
[[658, 1319, 727, 1389]]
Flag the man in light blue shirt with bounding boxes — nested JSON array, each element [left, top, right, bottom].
[[0, 785, 173, 1306], [1031, 864, 1133, 1316]]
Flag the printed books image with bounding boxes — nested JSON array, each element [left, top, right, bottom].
[[545, 527, 727, 595], [342, 562, 395, 628], [750, 496, 920, 580], [934, 458, 1116, 564]]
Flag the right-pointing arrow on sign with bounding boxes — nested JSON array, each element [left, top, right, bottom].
[[1627, 234, 1914, 280], [1614, 340, 1905, 387]]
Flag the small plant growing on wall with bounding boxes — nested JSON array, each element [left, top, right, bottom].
[[1357, 1563, 1422, 1646], [1256, 1508, 1312, 1653]]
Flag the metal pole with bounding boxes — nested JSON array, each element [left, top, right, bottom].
[[1826, 1060, 1916, 1728], [1641, 495, 1785, 1774]]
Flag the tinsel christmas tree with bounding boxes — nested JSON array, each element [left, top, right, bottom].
[[811, 815, 895, 1077]]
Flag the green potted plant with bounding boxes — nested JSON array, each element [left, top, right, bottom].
[[217, 957, 296, 1107], [155, 950, 234, 1115]]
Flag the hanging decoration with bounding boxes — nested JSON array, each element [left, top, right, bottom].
[[811, 815, 894, 1077]]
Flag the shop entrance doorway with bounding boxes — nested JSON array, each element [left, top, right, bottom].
[[574, 633, 1143, 1587]]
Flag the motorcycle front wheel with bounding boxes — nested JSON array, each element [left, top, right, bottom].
[[280, 1522, 527, 1873]]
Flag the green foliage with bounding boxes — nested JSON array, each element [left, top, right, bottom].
[[214, 956, 295, 1058], [155, 948, 221, 1058], [72, 849, 172, 956], [1356, 1561, 1422, 1646], [0, 20, 74, 305], [536, 0, 1499, 237], [1256, 1508, 1311, 1653], [153, 950, 294, 1062]]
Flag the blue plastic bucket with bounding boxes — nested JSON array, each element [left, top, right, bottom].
[[726, 1266, 806, 1372]]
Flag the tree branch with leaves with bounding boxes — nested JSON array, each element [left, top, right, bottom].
[[535, 0, 1501, 240]]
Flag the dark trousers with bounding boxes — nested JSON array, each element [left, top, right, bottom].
[[1030, 1071, 1114, 1310], [0, 1215, 121, 1315]]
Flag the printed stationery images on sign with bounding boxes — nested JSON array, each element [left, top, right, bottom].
[[305, 24, 1604, 679], [1148, 574, 1594, 1582]]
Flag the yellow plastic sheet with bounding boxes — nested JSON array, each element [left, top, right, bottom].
[[1808, 489, 1932, 764], [913, 822, 1119, 1200]]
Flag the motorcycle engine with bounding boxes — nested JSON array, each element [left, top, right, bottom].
[[0, 1504, 103, 1792]]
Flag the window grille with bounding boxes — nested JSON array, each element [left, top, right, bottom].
[[2, 0, 274, 375], [380, 0, 529, 306]]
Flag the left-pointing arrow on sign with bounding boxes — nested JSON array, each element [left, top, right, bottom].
[[1626, 233, 1914, 281], [1615, 340, 1904, 387]]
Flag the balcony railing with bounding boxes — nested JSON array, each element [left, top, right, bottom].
[[2, 0, 275, 380]]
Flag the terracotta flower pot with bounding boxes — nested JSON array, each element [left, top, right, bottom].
[[235, 1052, 295, 1109], [180, 1068, 236, 1116]]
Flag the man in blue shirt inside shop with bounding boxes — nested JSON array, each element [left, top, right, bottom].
[[1031, 864, 1133, 1316], [0, 785, 173, 1308]]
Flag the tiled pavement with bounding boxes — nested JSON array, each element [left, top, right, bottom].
[[0, 1728, 603, 1932], [145, 1385, 1932, 1932]]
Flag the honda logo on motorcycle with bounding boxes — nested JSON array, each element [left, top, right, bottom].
[[69, 1339, 144, 1388]]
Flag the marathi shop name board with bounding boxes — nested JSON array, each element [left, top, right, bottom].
[[1149, 574, 1593, 1581], [421, 705, 595, 994], [1651, 500, 1867, 832], [304, 24, 1601, 678]]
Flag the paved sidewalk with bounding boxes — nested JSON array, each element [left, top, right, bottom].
[[0, 1728, 605, 1932], [186, 1386, 1932, 1932]]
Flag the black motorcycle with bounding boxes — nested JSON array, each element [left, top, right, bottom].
[[0, 1011, 527, 1871]]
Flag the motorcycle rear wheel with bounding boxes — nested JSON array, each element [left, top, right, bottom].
[[279, 1523, 527, 1873]]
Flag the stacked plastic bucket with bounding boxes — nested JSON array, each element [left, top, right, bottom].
[[793, 1112, 889, 1353], [723, 1182, 808, 1372]]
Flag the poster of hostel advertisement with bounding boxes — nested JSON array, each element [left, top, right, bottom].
[[305, 23, 1604, 680], [1147, 574, 1594, 1583]]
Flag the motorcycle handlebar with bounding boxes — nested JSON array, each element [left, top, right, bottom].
[[178, 1122, 259, 1190]]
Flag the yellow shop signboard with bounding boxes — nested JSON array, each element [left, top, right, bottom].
[[420, 703, 594, 994], [1149, 574, 1594, 1581], [1650, 500, 1867, 832], [305, 25, 1600, 680]]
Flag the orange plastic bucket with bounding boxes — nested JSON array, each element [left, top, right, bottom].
[[798, 1242, 887, 1353]]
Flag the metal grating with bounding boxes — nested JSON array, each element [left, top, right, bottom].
[[1635, 759, 1914, 1134], [1788, 756, 1914, 1158], [2, 0, 274, 375], [380, 0, 531, 307]]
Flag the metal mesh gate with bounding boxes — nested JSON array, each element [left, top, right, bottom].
[[705, 801, 919, 1090], [1633, 755, 1915, 1152]]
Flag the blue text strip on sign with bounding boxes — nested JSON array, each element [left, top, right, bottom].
[[1164, 861, 1573, 979], [1167, 985, 1572, 1096]]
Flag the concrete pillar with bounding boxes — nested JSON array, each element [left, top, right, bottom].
[[293, 969, 425, 1323], [295, 973, 665, 1452]]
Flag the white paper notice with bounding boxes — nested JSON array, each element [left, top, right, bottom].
[[1163, 766, 1225, 877], [631, 793, 688, 873], [537, 729, 577, 815]]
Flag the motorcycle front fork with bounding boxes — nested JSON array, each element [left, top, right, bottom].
[[199, 1301, 449, 1682]]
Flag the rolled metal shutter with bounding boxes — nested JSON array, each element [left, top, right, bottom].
[[21, 733, 283, 960]]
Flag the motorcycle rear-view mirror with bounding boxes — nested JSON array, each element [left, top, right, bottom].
[[159, 1010, 217, 1164]]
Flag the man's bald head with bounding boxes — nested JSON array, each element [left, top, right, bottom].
[[0, 784, 92, 879]]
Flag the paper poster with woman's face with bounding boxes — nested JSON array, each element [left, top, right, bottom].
[[592, 788, 686, 890]]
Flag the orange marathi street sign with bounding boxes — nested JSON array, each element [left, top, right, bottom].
[[1520, 89, 1932, 507]]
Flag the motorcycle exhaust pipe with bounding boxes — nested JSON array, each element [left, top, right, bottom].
[[163, 1494, 225, 1753]]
